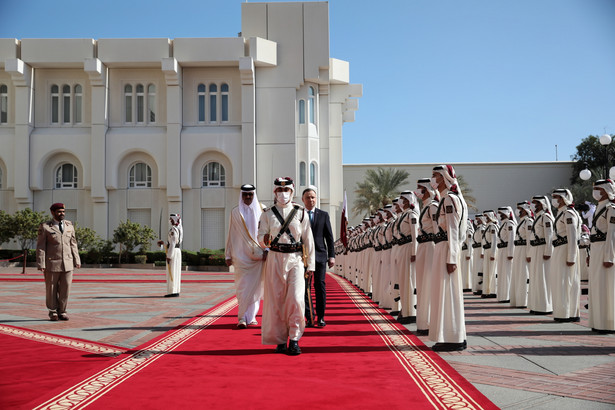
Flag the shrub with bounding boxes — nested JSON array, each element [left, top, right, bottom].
[[134, 254, 147, 264]]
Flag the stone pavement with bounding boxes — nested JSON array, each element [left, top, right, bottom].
[[1, 267, 614, 409]]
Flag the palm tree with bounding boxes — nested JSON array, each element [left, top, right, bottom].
[[456, 174, 478, 212], [352, 167, 409, 218]]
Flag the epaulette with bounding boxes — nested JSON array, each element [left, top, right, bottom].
[[262, 206, 270, 212]]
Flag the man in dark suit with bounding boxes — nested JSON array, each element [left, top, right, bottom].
[[302, 186, 335, 327]]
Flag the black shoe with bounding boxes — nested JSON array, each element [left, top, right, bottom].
[[390, 310, 400, 316], [164, 293, 179, 297], [498, 300, 510, 303], [287, 340, 301, 355], [58, 313, 69, 321], [554, 317, 571, 322], [432, 341, 466, 352], [317, 318, 326, 327], [49, 312, 59, 321], [463, 288, 472, 292], [570, 316, 580, 322], [415, 329, 429, 336], [274, 343, 287, 353], [473, 290, 482, 296], [306, 320, 315, 328]]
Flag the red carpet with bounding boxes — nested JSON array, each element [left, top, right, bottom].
[[24, 274, 496, 409], [0, 325, 125, 409]]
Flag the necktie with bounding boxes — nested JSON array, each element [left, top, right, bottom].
[[59, 222, 64, 233], [309, 210, 314, 223]]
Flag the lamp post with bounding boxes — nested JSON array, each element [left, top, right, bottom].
[[578, 134, 615, 181]]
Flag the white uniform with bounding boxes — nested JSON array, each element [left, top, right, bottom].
[[397, 207, 419, 320], [471, 224, 486, 294], [511, 215, 533, 307], [528, 211, 554, 313], [588, 201, 615, 332], [551, 206, 581, 320], [482, 220, 499, 297], [415, 200, 438, 332], [165, 221, 182, 296], [460, 223, 474, 291], [496, 218, 516, 302], [226, 205, 265, 324], [429, 192, 467, 344], [258, 203, 315, 345]]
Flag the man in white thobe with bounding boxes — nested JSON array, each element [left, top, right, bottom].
[[226, 184, 265, 328], [511, 201, 533, 308], [588, 179, 615, 334], [158, 214, 182, 297], [429, 165, 468, 352], [496, 206, 517, 303], [528, 196, 554, 315], [258, 177, 315, 355]]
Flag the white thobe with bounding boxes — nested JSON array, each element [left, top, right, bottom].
[[226, 206, 265, 323], [528, 212, 554, 313], [482, 222, 499, 296], [551, 207, 581, 320], [165, 225, 182, 295], [471, 226, 485, 293], [258, 203, 315, 345], [429, 192, 467, 344], [496, 219, 516, 302], [416, 201, 438, 332], [398, 209, 419, 318], [460, 225, 474, 291], [588, 202, 615, 331], [510, 217, 533, 307]]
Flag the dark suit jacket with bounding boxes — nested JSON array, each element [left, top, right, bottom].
[[309, 208, 335, 264]]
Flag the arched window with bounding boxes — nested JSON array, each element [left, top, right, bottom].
[[124, 84, 133, 123], [0, 84, 7, 124], [298, 100, 305, 124], [209, 84, 217, 122], [310, 162, 317, 185], [202, 162, 225, 187], [221, 83, 229, 122], [299, 162, 306, 186], [62, 85, 71, 123], [198, 84, 206, 122], [308, 86, 315, 124], [147, 84, 156, 122], [136, 84, 145, 123], [51, 85, 59, 123], [129, 162, 152, 188], [55, 163, 78, 189]]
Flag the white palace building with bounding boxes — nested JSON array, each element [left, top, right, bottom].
[[0, 2, 361, 251]]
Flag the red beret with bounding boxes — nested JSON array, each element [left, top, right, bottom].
[[50, 203, 65, 211]]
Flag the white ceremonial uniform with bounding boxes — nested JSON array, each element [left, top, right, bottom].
[[399, 209, 419, 319], [482, 221, 499, 296], [496, 219, 516, 302], [381, 215, 396, 309], [166, 224, 182, 295], [471, 224, 486, 293], [429, 193, 467, 344], [460, 223, 474, 291], [588, 201, 615, 332], [416, 200, 438, 332], [226, 205, 265, 324], [528, 211, 554, 313], [511, 216, 533, 307], [551, 206, 581, 320], [258, 203, 315, 345]]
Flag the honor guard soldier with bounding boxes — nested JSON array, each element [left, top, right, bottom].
[[481, 210, 499, 299], [510, 201, 533, 308], [496, 207, 517, 303], [471, 214, 486, 295], [528, 196, 554, 315]]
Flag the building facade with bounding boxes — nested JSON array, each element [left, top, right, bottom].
[[0, 2, 361, 251]]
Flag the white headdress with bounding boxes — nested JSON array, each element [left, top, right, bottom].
[[239, 184, 261, 240], [552, 188, 573, 207], [594, 179, 615, 201]]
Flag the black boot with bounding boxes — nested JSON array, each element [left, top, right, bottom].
[[287, 340, 302, 355]]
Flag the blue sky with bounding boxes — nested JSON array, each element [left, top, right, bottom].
[[1, 0, 614, 165]]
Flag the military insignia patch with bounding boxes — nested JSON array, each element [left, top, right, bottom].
[[508, 226, 513, 231], [432, 215, 437, 221], [546, 222, 551, 227], [411, 218, 417, 224], [446, 205, 453, 214], [566, 218, 573, 224], [610, 216, 615, 224]]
